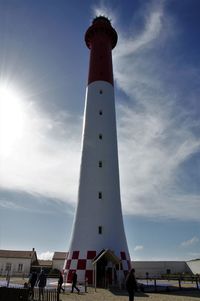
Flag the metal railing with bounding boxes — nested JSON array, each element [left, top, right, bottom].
[[0, 286, 59, 301], [33, 287, 59, 301], [137, 275, 200, 292]]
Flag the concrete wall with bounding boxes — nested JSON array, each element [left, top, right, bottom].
[[187, 260, 200, 275], [0, 258, 32, 276], [52, 259, 64, 272], [132, 261, 191, 278]]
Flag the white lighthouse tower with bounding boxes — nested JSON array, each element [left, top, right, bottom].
[[64, 16, 131, 286]]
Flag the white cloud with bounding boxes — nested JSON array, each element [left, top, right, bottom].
[[117, 103, 200, 220], [38, 251, 54, 260], [112, 2, 200, 221], [188, 252, 200, 259], [115, 4, 164, 58], [0, 99, 81, 205], [1, 1, 200, 224], [181, 237, 199, 248], [134, 245, 144, 252], [92, 2, 118, 25]]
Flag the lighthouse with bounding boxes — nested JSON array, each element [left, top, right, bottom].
[[64, 16, 131, 286]]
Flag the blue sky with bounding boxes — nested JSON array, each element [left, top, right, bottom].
[[0, 0, 200, 261]]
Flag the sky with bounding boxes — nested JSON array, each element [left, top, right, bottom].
[[0, 0, 200, 262]]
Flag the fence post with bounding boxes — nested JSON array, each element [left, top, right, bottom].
[[85, 277, 88, 293], [195, 277, 199, 290], [178, 278, 182, 290], [154, 279, 157, 292]]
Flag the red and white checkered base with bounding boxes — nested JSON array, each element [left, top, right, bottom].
[[64, 250, 131, 284]]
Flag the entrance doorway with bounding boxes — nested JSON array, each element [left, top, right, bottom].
[[93, 249, 121, 289], [97, 256, 107, 287]]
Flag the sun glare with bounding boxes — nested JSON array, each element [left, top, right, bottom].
[[0, 84, 26, 156]]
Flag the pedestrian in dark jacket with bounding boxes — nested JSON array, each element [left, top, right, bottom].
[[58, 271, 65, 292], [28, 271, 37, 300], [37, 270, 47, 301], [71, 271, 80, 293], [125, 268, 137, 301]]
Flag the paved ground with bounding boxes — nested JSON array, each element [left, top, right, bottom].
[[1, 277, 199, 300], [59, 287, 200, 301]]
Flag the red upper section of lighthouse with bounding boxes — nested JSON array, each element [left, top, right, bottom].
[[85, 16, 118, 85]]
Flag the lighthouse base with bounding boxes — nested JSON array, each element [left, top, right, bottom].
[[64, 249, 131, 286]]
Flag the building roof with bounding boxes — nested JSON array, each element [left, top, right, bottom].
[[93, 249, 121, 265], [37, 260, 52, 267], [53, 252, 67, 260], [0, 249, 36, 259]]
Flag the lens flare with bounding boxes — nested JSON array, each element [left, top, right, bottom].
[[0, 84, 26, 156]]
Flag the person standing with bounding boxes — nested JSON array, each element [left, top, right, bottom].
[[125, 268, 138, 301], [37, 270, 47, 301], [71, 271, 80, 293]]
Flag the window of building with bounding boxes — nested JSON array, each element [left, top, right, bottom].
[[99, 134, 102, 140], [98, 226, 102, 234], [5, 263, 11, 272], [18, 264, 23, 272], [98, 192, 102, 199], [99, 90, 103, 94], [99, 161, 102, 168], [99, 110, 103, 115]]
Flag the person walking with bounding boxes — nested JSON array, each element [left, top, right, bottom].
[[37, 270, 47, 301], [28, 271, 37, 300], [58, 271, 65, 293], [125, 268, 138, 301], [71, 271, 80, 293]]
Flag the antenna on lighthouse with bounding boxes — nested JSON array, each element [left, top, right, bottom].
[[64, 16, 131, 287]]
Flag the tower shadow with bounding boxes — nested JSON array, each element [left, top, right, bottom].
[[109, 287, 149, 298]]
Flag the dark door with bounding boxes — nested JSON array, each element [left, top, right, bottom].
[[97, 257, 107, 287]]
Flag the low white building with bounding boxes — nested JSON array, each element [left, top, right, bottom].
[[0, 248, 37, 277], [187, 259, 200, 275], [52, 252, 66, 271], [1, 248, 198, 280], [132, 261, 191, 278]]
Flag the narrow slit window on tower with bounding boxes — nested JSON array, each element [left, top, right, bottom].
[[98, 226, 102, 234], [98, 192, 102, 199], [99, 134, 102, 140], [99, 110, 103, 115], [99, 161, 102, 168], [99, 90, 103, 94]]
